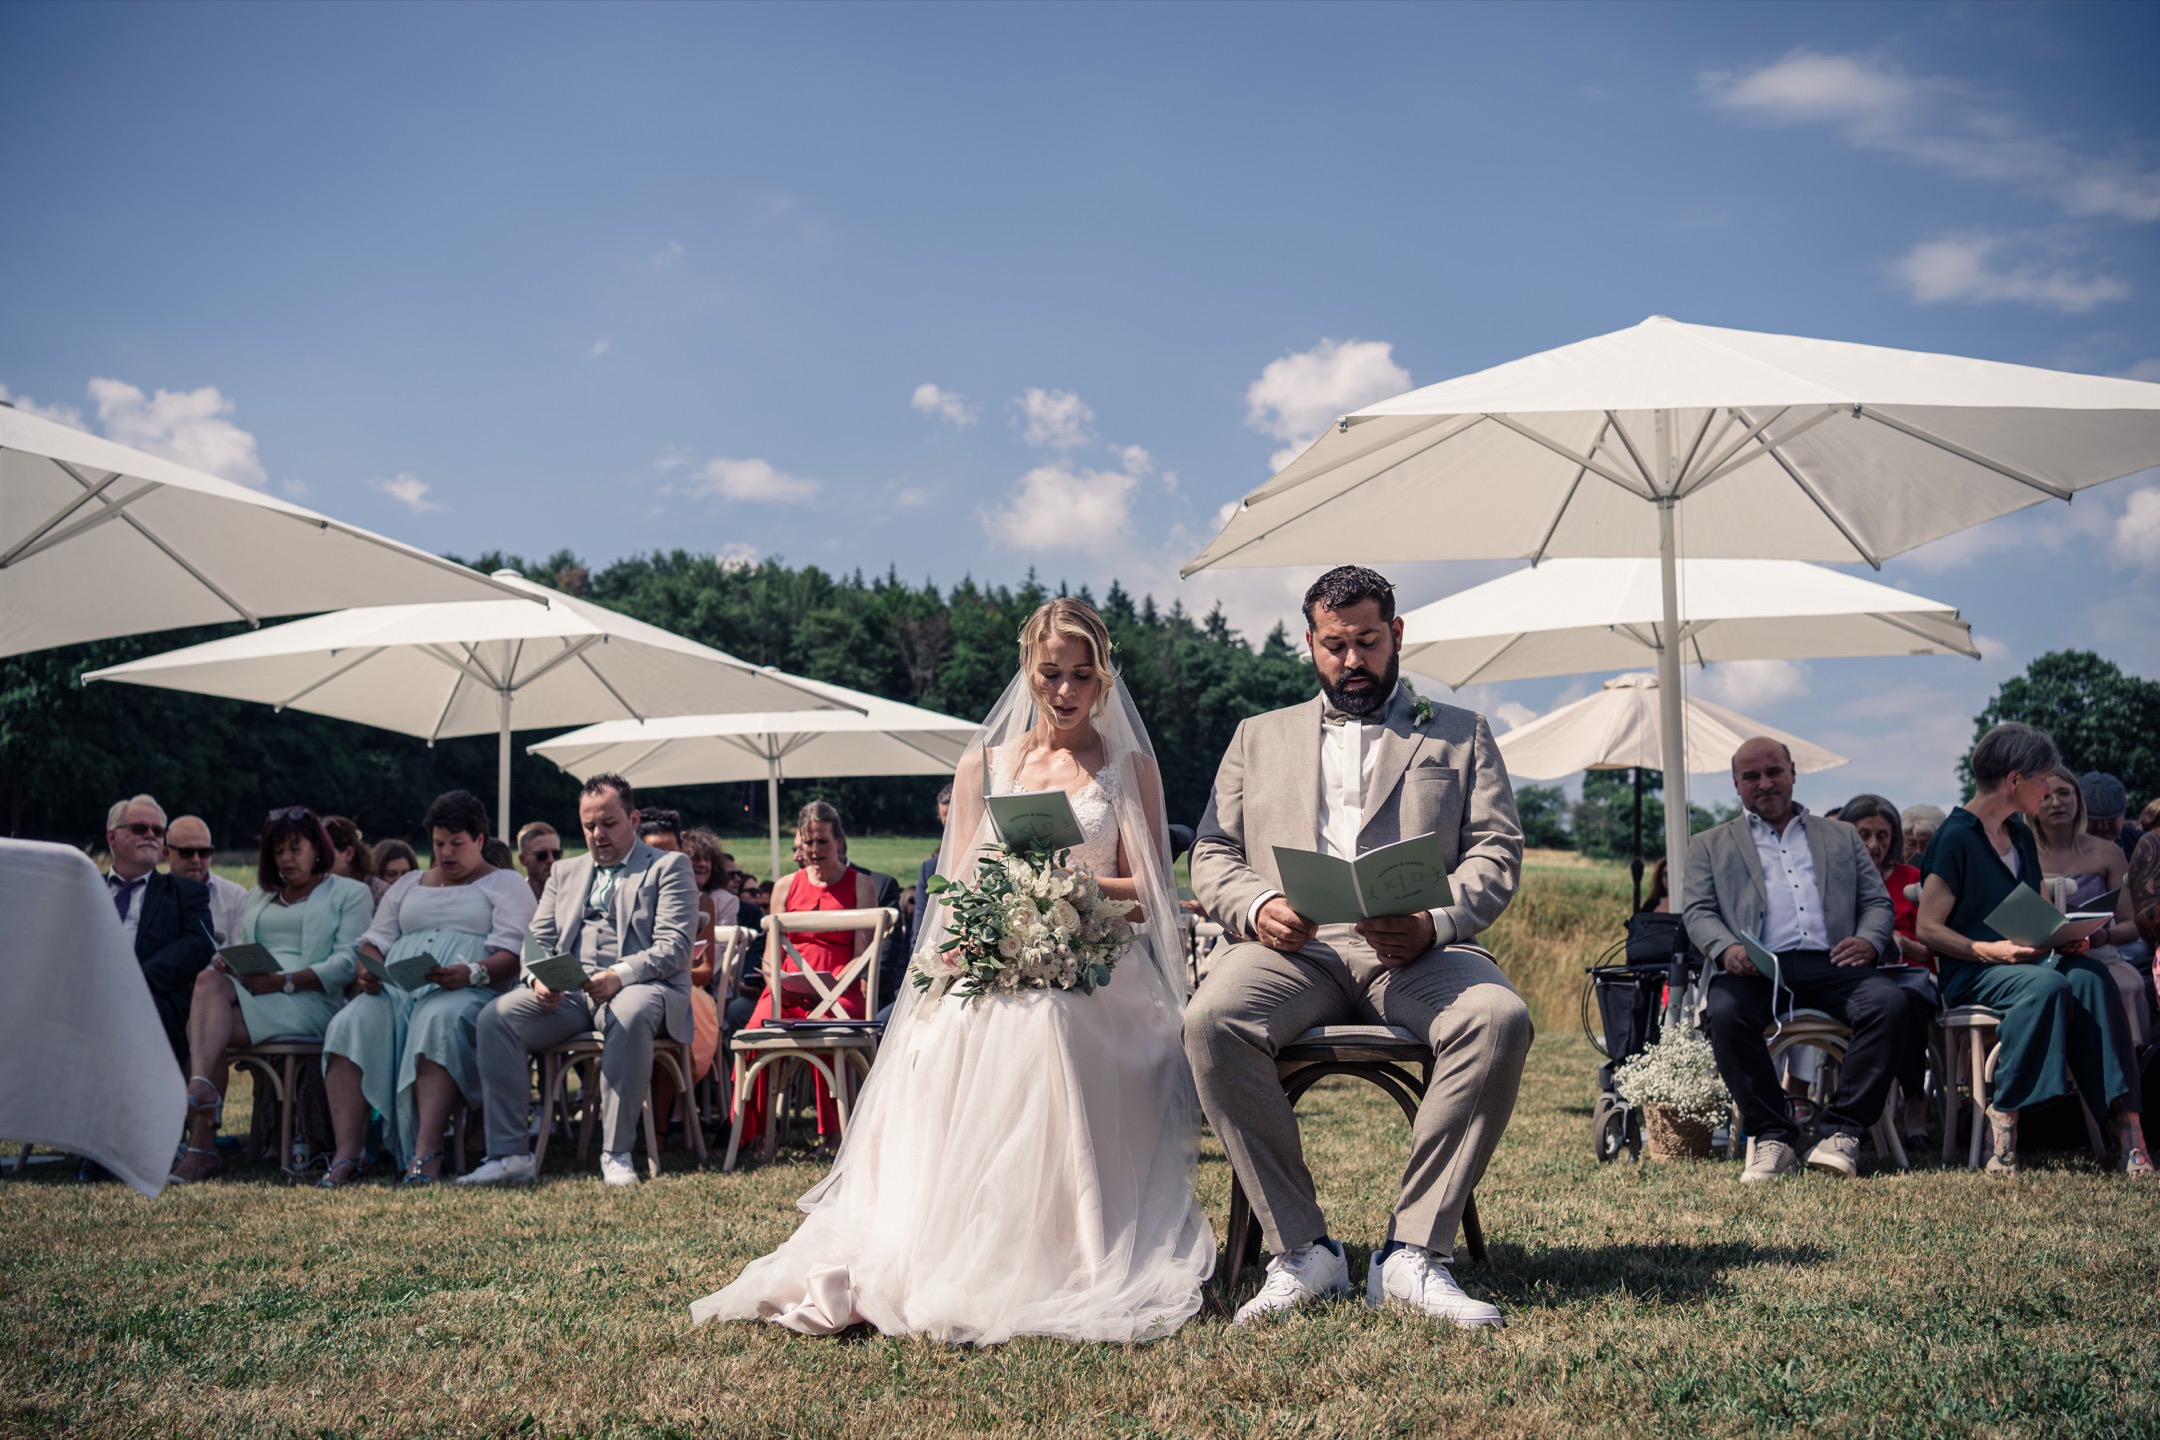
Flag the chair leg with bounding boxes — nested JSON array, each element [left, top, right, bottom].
[[1461, 1194, 1487, 1265], [532, 1054, 559, 1174], [279, 1055, 299, 1172], [452, 1103, 467, 1174], [641, 1094, 661, 1181], [1221, 1177, 1254, 1296], [574, 1058, 600, 1164], [1967, 1030, 1990, 1170], [721, 1053, 750, 1173]]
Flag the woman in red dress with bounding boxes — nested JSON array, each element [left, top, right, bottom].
[[737, 801, 882, 1149]]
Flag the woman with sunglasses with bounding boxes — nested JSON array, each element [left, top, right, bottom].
[[320, 790, 537, 1186], [169, 807, 372, 1183]]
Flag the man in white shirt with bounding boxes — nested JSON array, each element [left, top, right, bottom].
[[1682, 738, 1916, 1182], [165, 816, 247, 945]]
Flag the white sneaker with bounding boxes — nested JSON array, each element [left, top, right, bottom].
[[599, 1151, 641, 1187], [453, 1153, 535, 1186], [1366, 1243, 1504, 1328], [1232, 1237, 1350, 1325]]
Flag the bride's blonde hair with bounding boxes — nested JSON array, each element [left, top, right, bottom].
[[1018, 598, 1116, 716]]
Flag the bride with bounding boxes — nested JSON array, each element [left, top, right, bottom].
[[690, 597, 1213, 1344]]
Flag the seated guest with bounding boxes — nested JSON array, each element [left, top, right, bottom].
[[372, 838, 419, 887], [907, 783, 953, 958], [459, 773, 696, 1189], [169, 808, 370, 1183], [2081, 771, 2142, 862], [1901, 805, 1946, 865], [639, 808, 685, 849], [1840, 792, 1938, 1146], [1915, 724, 2150, 1177], [683, 827, 741, 927], [166, 814, 248, 948], [102, 795, 213, 1068], [480, 836, 514, 871], [639, 816, 719, 1129], [516, 822, 560, 902], [2131, 830, 2160, 950], [736, 801, 883, 1150], [323, 815, 387, 904], [2034, 766, 2147, 1050], [1636, 857, 1671, 915], [2141, 797, 2160, 836], [1683, 739, 1922, 1182], [320, 791, 536, 1186]]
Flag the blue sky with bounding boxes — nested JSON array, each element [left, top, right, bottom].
[[6, 1, 2157, 814]]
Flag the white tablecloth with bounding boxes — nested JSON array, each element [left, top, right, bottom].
[[0, 838, 186, 1195]]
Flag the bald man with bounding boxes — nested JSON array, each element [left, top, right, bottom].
[[166, 816, 248, 945], [1682, 737, 1919, 1183]]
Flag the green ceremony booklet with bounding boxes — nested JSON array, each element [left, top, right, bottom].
[[1983, 883, 2116, 950], [216, 943, 283, 977], [1271, 832, 1453, 926], [985, 790, 1088, 851], [360, 951, 438, 991], [1737, 930, 1786, 1000], [523, 942, 590, 993]]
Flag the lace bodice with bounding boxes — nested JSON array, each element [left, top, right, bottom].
[[989, 746, 1123, 879]]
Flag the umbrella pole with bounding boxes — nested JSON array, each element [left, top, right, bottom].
[[1631, 766, 1644, 912], [1654, 412, 1691, 908], [497, 691, 513, 844], [767, 760, 783, 882]]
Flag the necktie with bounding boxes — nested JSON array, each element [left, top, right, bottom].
[[589, 865, 623, 915], [112, 876, 144, 922]]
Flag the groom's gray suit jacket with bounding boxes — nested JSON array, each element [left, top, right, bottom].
[[1191, 687, 1523, 948]]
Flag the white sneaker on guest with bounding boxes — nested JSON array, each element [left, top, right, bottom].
[[1366, 1243, 1504, 1328], [1232, 1237, 1350, 1325], [454, 1153, 535, 1186], [599, 1151, 641, 1187]]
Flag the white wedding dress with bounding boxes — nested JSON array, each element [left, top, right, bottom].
[[689, 747, 1214, 1344]]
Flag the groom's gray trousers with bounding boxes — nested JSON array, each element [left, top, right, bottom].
[[1184, 929, 1532, 1259]]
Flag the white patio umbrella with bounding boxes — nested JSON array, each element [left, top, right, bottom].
[[82, 571, 856, 840], [1185, 316, 2160, 897], [1497, 672, 1846, 902], [1, 403, 525, 657], [1399, 557, 1978, 686], [529, 676, 977, 878]]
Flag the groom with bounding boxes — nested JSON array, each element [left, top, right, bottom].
[[1188, 565, 1531, 1328]]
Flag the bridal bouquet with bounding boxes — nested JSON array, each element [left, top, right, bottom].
[[911, 843, 1136, 1000]]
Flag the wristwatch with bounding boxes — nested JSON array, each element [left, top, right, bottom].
[[280, 973, 296, 995]]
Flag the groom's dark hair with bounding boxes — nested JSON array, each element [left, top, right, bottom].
[[1301, 566, 1397, 630]]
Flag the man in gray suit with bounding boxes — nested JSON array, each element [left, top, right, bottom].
[[460, 772, 697, 1188], [1684, 737, 1921, 1183], [1188, 566, 1532, 1329]]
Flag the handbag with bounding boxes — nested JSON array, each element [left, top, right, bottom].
[[1623, 910, 1686, 965]]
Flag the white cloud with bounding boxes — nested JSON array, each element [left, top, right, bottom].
[[651, 239, 686, 269], [716, 542, 760, 571], [1695, 659, 1811, 711], [654, 445, 696, 473], [371, 472, 442, 514], [1703, 49, 2160, 222], [684, 455, 823, 505], [2117, 485, 2160, 567], [589, 338, 612, 360], [1892, 234, 2128, 313], [1493, 700, 1538, 732], [2126, 359, 2160, 382], [1015, 387, 1094, 449], [981, 447, 1152, 558], [894, 487, 932, 508], [0, 382, 85, 428], [910, 383, 978, 428], [88, 377, 267, 486], [1244, 339, 1412, 471]]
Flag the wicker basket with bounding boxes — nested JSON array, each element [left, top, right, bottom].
[[1641, 1105, 1714, 1160]]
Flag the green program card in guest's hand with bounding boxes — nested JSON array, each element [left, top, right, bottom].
[[218, 943, 282, 977], [1983, 884, 2111, 950], [525, 951, 589, 993]]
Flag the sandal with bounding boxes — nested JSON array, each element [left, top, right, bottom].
[[317, 1156, 367, 1189], [184, 1075, 224, 1127], [167, 1146, 222, 1184], [1983, 1107, 2019, 1177], [401, 1151, 444, 1186]]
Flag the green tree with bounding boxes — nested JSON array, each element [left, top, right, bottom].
[[1571, 769, 1734, 862], [1962, 650, 2160, 800], [1514, 784, 1572, 850]]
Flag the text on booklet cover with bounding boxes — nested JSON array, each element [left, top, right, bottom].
[[1271, 832, 1454, 925]]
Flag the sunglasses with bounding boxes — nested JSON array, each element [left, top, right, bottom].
[[119, 822, 166, 839], [169, 846, 214, 860], [527, 848, 561, 862], [266, 806, 313, 823]]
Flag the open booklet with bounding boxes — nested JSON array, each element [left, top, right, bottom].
[[985, 790, 1088, 851], [1271, 832, 1453, 926], [1983, 883, 2117, 951], [359, 951, 439, 991], [1737, 930, 1787, 1002], [216, 943, 284, 978], [521, 933, 590, 993]]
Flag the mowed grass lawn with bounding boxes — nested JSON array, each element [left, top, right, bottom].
[[4, 856, 2157, 1437]]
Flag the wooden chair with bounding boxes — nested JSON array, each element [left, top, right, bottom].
[[531, 1032, 705, 1179], [1938, 1004, 2107, 1168], [722, 906, 898, 1171], [225, 1039, 323, 1174], [1220, 1022, 1487, 1296], [1764, 1008, 1909, 1171], [697, 925, 759, 1130]]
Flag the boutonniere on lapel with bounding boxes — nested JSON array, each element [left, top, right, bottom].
[[1401, 679, 1433, 729]]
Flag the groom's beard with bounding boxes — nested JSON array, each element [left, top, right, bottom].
[[1319, 648, 1400, 719]]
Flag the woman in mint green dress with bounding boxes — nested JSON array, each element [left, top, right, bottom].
[[170, 808, 371, 1183], [321, 791, 536, 1186]]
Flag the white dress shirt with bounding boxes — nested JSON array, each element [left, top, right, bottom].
[[105, 869, 147, 944], [206, 873, 249, 946], [1246, 703, 1457, 948], [1748, 806, 1830, 953]]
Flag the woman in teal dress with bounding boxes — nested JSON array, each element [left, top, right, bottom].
[[1915, 723, 2151, 1177], [169, 807, 370, 1183], [320, 791, 537, 1186]]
